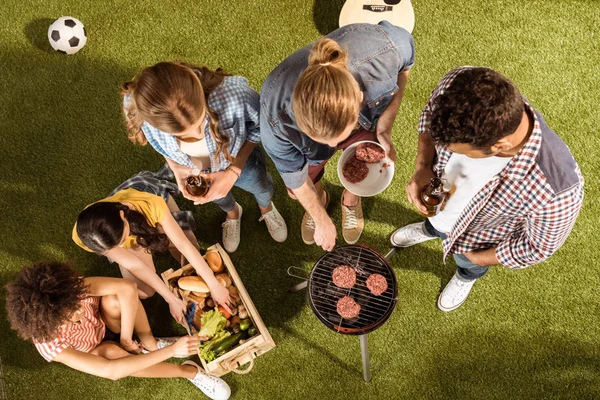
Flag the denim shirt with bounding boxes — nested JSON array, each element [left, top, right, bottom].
[[260, 21, 415, 189]]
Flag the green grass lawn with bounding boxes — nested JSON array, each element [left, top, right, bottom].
[[1, 0, 599, 399]]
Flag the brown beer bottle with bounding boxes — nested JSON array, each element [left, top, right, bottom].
[[186, 168, 211, 197], [420, 177, 451, 217]]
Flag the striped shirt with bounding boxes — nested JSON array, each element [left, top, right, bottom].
[[34, 297, 106, 362], [129, 75, 261, 172], [420, 66, 584, 268]]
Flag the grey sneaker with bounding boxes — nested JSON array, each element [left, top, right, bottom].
[[183, 360, 231, 400], [222, 203, 242, 253], [259, 202, 288, 242], [390, 222, 437, 248], [437, 273, 476, 312]]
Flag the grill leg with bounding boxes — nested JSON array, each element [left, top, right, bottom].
[[359, 334, 371, 382], [289, 280, 308, 292]]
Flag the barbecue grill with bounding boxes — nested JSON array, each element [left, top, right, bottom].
[[288, 245, 398, 382]]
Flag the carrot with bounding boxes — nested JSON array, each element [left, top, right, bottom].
[[218, 305, 231, 319]]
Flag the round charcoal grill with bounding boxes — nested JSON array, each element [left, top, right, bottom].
[[308, 245, 397, 335], [288, 245, 398, 382]]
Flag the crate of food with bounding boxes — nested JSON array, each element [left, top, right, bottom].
[[160, 243, 275, 377]]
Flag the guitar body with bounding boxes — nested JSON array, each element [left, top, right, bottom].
[[339, 0, 415, 33]]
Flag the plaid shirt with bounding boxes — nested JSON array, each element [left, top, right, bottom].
[[420, 67, 584, 268], [135, 75, 261, 172]]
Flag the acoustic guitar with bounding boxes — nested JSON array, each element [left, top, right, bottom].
[[339, 0, 415, 33]]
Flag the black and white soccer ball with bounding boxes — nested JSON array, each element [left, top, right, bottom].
[[47, 16, 87, 55]]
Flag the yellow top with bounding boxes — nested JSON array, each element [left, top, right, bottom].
[[72, 188, 169, 252]]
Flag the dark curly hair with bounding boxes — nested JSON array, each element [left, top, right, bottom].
[[429, 67, 524, 149], [76, 202, 169, 254], [5, 262, 89, 342]]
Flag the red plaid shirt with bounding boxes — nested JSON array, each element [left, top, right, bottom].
[[419, 67, 584, 268]]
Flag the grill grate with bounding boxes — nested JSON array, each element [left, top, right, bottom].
[[308, 245, 397, 335]]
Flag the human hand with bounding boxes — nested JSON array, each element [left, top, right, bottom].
[[168, 296, 187, 326], [170, 335, 201, 357], [193, 170, 237, 205], [314, 218, 337, 252], [406, 167, 435, 215], [209, 283, 234, 314], [121, 339, 142, 354], [377, 134, 396, 163], [172, 166, 198, 202]]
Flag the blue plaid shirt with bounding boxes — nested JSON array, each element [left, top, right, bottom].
[[129, 75, 261, 172]]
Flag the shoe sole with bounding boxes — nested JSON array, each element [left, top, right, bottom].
[[437, 295, 467, 312]]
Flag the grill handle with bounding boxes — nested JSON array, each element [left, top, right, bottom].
[[287, 266, 309, 281]]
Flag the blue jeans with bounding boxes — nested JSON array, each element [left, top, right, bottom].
[[423, 219, 489, 281], [212, 147, 274, 212]]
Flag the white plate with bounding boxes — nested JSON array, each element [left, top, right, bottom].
[[337, 141, 395, 197]]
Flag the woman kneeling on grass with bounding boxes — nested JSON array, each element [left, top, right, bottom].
[[121, 61, 287, 253], [73, 165, 232, 324], [5, 262, 231, 400]]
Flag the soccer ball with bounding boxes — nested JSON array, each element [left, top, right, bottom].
[[47, 16, 87, 55]]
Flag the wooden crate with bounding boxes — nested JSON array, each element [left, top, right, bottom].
[[161, 243, 275, 377]]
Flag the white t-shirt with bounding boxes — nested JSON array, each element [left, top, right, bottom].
[[428, 153, 512, 233], [177, 138, 211, 171]]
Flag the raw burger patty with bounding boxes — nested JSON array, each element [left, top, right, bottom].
[[337, 296, 361, 319], [332, 265, 356, 289], [355, 143, 385, 163], [343, 156, 369, 183], [366, 274, 388, 296]]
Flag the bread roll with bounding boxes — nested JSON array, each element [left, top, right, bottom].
[[188, 292, 207, 306], [216, 273, 232, 288], [178, 276, 209, 293], [205, 251, 224, 273], [191, 291, 209, 298]]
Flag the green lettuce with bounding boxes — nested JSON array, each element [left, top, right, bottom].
[[199, 330, 231, 362], [198, 308, 227, 338]]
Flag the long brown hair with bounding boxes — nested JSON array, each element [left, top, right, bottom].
[[76, 202, 170, 254], [292, 39, 362, 140], [121, 61, 235, 164]]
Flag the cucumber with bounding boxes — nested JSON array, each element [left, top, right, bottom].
[[212, 331, 247, 355]]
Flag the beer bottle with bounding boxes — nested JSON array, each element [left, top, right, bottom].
[[186, 168, 211, 197], [420, 177, 451, 217]]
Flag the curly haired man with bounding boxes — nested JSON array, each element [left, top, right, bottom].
[[391, 67, 584, 311]]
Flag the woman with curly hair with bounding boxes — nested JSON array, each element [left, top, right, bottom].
[[121, 61, 287, 253], [5, 261, 230, 400], [73, 165, 232, 325]]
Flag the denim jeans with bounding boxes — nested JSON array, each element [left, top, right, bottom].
[[423, 219, 489, 281], [212, 147, 274, 212]]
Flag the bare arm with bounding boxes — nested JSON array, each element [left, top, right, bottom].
[[53, 337, 198, 380], [104, 248, 180, 306], [375, 71, 411, 162], [84, 277, 138, 347], [164, 156, 195, 201], [292, 178, 336, 251], [159, 212, 233, 310]]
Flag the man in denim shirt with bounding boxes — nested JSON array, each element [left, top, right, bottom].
[[261, 21, 415, 250]]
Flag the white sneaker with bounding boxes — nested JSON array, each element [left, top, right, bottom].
[[390, 222, 437, 248], [437, 272, 476, 312], [258, 202, 288, 242], [183, 360, 231, 400], [141, 337, 188, 358], [222, 203, 242, 253]]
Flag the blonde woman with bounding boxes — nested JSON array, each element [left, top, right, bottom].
[[260, 21, 415, 251], [121, 62, 287, 253]]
